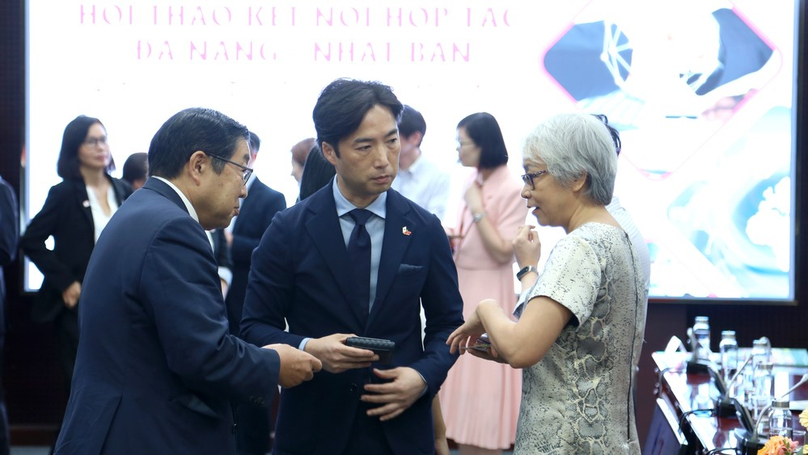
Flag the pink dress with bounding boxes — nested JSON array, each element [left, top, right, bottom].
[[440, 165, 526, 450]]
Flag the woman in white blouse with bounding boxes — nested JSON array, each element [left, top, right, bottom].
[[22, 115, 132, 396]]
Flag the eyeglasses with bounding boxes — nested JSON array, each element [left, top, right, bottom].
[[206, 153, 253, 185], [520, 170, 549, 189], [82, 136, 108, 147]]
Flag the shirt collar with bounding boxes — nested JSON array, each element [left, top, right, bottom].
[[152, 176, 200, 224], [332, 178, 387, 220]]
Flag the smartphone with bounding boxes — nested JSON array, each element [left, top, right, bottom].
[[345, 336, 395, 364], [461, 334, 491, 352]]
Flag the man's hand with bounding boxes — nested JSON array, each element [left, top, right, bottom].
[[361, 367, 427, 421], [304, 333, 377, 373], [264, 343, 322, 388], [62, 281, 81, 309]]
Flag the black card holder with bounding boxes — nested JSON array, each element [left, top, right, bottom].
[[345, 337, 395, 364]]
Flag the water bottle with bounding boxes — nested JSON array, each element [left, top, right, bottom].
[[719, 330, 739, 388], [752, 362, 775, 429], [693, 316, 711, 361], [768, 400, 793, 439], [752, 338, 772, 368]]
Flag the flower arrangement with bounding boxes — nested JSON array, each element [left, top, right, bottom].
[[757, 435, 801, 455], [801, 408, 808, 430]]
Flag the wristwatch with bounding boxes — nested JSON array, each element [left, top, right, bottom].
[[516, 265, 538, 281], [472, 212, 486, 224]]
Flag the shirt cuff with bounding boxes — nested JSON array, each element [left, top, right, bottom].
[[299, 337, 310, 351]]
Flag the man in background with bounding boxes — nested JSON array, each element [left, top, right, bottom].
[[391, 105, 450, 222], [224, 131, 288, 455], [0, 174, 18, 455]]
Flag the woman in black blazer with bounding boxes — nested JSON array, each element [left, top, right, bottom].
[[21, 115, 132, 391]]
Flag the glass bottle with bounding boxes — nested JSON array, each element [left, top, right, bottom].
[[719, 331, 739, 395], [693, 316, 711, 362], [768, 400, 793, 439], [752, 362, 775, 431], [752, 338, 771, 368]]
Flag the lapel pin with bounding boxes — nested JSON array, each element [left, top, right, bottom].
[[402, 226, 411, 236], [82, 200, 90, 208]]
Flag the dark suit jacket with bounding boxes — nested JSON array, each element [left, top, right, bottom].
[[54, 178, 281, 455], [225, 177, 286, 335], [241, 183, 464, 455], [21, 176, 132, 323], [0, 176, 18, 335]]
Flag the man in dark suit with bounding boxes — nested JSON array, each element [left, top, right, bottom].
[[54, 108, 321, 455], [224, 133, 287, 454], [0, 175, 18, 455], [241, 79, 464, 455], [225, 132, 287, 336]]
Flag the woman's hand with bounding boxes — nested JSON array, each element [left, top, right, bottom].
[[513, 225, 541, 269], [446, 308, 485, 355], [62, 281, 81, 309], [464, 183, 484, 215]]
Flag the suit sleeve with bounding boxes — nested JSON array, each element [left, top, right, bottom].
[[20, 185, 76, 291], [140, 216, 280, 403], [231, 191, 287, 266], [0, 180, 18, 266], [409, 214, 464, 397], [240, 210, 305, 349]]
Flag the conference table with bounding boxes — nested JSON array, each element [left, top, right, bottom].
[[648, 351, 808, 455]]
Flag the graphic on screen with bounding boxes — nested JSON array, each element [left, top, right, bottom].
[[540, 2, 793, 299]]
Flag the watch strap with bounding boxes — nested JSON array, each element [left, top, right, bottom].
[[516, 265, 538, 281]]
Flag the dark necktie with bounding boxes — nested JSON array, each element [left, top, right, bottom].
[[347, 209, 373, 315]]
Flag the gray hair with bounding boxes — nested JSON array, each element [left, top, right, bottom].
[[522, 113, 617, 205]]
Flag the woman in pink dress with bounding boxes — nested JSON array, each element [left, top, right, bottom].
[[441, 112, 526, 455]]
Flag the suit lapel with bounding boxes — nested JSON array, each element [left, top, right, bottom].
[[368, 191, 414, 327], [305, 189, 367, 327], [72, 180, 94, 229]]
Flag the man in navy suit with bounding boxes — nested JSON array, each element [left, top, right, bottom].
[[54, 108, 321, 455], [224, 133, 287, 454], [241, 79, 464, 455]]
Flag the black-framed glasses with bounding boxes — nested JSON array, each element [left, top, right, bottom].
[[520, 170, 549, 189], [82, 136, 107, 147], [206, 153, 253, 185]]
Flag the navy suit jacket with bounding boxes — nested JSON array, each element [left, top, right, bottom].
[[55, 178, 281, 455], [225, 177, 286, 335], [241, 183, 464, 455]]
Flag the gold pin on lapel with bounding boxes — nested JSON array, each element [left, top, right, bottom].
[[402, 226, 411, 236]]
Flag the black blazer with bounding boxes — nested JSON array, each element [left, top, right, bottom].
[[21, 176, 132, 323], [224, 177, 286, 335], [0, 176, 19, 334]]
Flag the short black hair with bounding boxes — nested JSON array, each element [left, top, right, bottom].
[[57, 115, 114, 180], [122, 152, 148, 185], [592, 114, 621, 156], [148, 108, 250, 179], [457, 112, 508, 169], [298, 144, 336, 201], [249, 131, 261, 153], [398, 105, 426, 146], [312, 78, 403, 157]]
